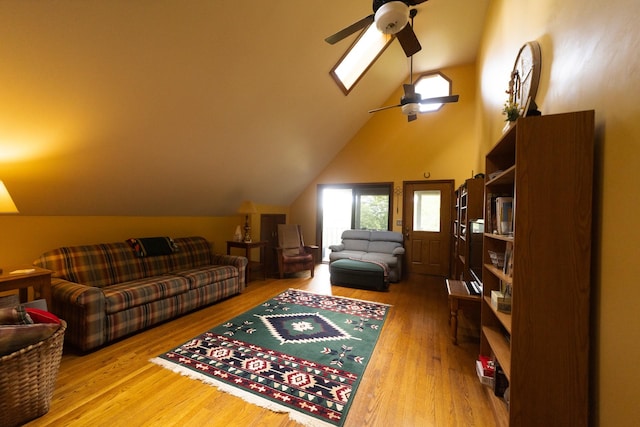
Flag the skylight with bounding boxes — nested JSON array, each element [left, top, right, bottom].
[[414, 72, 451, 112], [330, 24, 394, 95]]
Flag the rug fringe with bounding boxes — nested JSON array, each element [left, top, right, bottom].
[[150, 357, 336, 427]]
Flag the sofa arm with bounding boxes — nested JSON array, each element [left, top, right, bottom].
[[328, 244, 344, 252], [50, 278, 106, 352], [211, 254, 249, 289], [392, 247, 405, 256]]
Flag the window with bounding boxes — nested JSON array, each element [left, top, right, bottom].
[[414, 72, 452, 113], [413, 190, 441, 232], [318, 183, 393, 261], [329, 24, 394, 95]]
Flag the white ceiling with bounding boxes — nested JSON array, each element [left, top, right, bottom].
[[0, 0, 489, 215]]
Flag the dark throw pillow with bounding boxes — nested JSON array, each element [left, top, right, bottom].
[[126, 237, 179, 257]]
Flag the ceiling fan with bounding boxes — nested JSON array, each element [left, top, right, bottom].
[[368, 9, 459, 122], [325, 0, 427, 57]]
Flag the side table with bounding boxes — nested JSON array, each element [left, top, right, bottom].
[[0, 267, 53, 309], [226, 241, 267, 283], [446, 279, 481, 345]]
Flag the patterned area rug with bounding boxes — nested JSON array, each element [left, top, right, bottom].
[[151, 289, 390, 427]]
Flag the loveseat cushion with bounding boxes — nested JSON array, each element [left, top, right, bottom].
[[327, 250, 368, 261], [367, 240, 402, 254], [370, 231, 404, 243], [341, 230, 372, 240]]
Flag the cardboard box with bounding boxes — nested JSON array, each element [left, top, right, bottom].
[[491, 291, 511, 313], [477, 355, 495, 376], [476, 360, 495, 387]]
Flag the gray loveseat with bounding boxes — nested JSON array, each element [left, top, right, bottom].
[[328, 230, 405, 282]]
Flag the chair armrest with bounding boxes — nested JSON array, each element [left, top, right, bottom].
[[392, 247, 405, 256], [328, 244, 344, 252], [211, 254, 248, 289]]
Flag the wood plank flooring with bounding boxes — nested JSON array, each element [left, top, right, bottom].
[[25, 265, 498, 427]]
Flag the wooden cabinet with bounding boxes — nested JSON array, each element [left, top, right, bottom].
[[453, 177, 484, 280], [260, 214, 286, 277], [480, 111, 594, 426]]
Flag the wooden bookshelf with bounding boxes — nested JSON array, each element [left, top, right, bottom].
[[452, 177, 484, 280], [479, 111, 594, 426]]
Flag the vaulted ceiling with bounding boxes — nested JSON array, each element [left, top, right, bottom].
[[0, 1, 489, 216]]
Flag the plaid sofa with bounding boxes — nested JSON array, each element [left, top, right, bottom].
[[33, 236, 247, 352]]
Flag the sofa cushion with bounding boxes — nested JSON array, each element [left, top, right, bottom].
[[102, 275, 191, 314], [174, 266, 239, 290], [33, 242, 149, 287], [33, 236, 215, 288]]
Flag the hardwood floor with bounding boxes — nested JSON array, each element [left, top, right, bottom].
[[26, 265, 497, 427]]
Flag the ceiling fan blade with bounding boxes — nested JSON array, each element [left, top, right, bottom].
[[419, 94, 460, 104], [369, 103, 402, 114], [408, 114, 418, 122], [395, 23, 421, 57], [325, 15, 375, 44]]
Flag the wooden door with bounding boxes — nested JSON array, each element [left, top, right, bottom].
[[403, 180, 454, 277], [260, 214, 286, 277]]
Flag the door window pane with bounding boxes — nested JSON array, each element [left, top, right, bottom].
[[414, 190, 441, 232]]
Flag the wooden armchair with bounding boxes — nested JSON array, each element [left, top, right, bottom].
[[276, 224, 316, 279]]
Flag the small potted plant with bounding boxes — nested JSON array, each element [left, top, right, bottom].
[[502, 73, 520, 130], [502, 100, 520, 122]]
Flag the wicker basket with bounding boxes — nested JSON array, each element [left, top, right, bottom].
[[0, 320, 66, 427]]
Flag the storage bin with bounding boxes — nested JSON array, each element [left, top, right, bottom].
[[0, 320, 66, 427]]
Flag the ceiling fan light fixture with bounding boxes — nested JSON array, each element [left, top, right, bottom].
[[401, 102, 421, 116], [374, 2, 409, 35]]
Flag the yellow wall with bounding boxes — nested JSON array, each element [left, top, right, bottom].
[[291, 1, 640, 423], [477, 0, 640, 425], [0, 201, 288, 267], [290, 63, 480, 242]]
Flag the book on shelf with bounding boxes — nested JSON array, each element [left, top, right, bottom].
[[495, 197, 513, 235], [488, 170, 503, 180], [503, 241, 514, 277], [485, 192, 511, 234]]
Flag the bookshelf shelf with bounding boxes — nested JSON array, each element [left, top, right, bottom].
[[484, 296, 512, 333], [484, 264, 512, 285], [482, 326, 511, 379], [479, 111, 594, 426]]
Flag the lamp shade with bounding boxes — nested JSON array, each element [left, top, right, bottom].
[[237, 200, 257, 214], [0, 180, 18, 213]]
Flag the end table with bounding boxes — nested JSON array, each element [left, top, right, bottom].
[[0, 267, 53, 309], [226, 241, 267, 283]]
